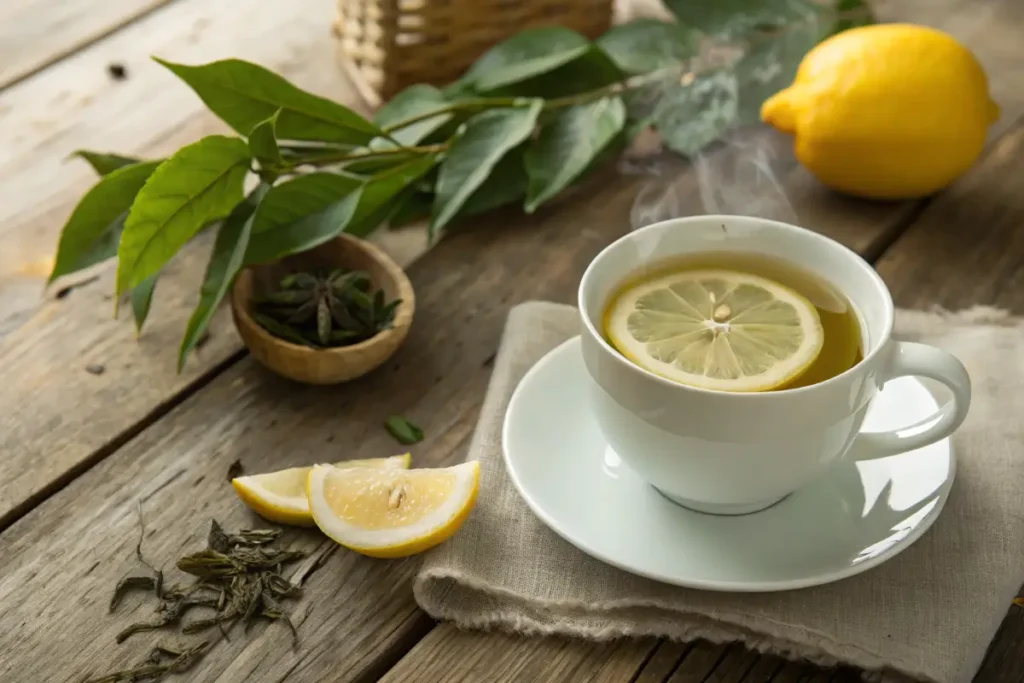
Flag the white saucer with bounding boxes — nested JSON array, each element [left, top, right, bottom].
[[502, 337, 956, 592]]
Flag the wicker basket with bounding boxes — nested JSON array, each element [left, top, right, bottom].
[[334, 0, 615, 105]]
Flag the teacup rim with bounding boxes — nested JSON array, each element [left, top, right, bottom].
[[577, 214, 895, 398]]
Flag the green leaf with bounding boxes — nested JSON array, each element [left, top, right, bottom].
[[431, 102, 542, 238], [596, 19, 701, 74], [72, 150, 143, 176], [244, 173, 361, 263], [653, 71, 739, 157], [346, 155, 438, 238], [179, 185, 269, 370], [828, 0, 873, 36], [388, 192, 433, 228], [248, 110, 283, 168], [250, 173, 360, 235], [373, 84, 453, 146], [155, 58, 380, 144], [384, 415, 424, 445], [116, 135, 251, 296], [485, 46, 624, 99], [463, 27, 592, 92], [525, 97, 625, 213], [663, 0, 821, 38], [48, 161, 161, 284], [461, 148, 528, 217], [130, 273, 158, 334]]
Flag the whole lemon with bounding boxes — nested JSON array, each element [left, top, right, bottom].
[[761, 23, 1000, 199]]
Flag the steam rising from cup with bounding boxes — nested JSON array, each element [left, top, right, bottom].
[[629, 131, 799, 232]]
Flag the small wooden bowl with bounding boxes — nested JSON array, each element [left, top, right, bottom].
[[230, 234, 414, 385]]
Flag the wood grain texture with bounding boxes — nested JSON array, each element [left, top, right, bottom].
[[377, 627, 657, 683], [0, 0, 363, 337], [0, 0, 175, 90], [0, 0, 425, 530]]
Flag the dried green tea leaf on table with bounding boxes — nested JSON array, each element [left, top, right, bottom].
[[525, 96, 625, 212], [431, 102, 542, 237], [116, 135, 251, 296], [71, 150, 143, 176], [155, 57, 380, 144], [178, 184, 270, 370], [48, 160, 160, 284], [596, 19, 701, 75], [385, 415, 424, 445], [91, 519, 303, 683]]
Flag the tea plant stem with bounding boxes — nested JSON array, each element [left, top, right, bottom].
[[281, 143, 448, 169]]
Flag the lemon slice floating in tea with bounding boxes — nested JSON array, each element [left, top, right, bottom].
[[232, 453, 411, 526], [604, 269, 824, 392], [306, 461, 480, 558]]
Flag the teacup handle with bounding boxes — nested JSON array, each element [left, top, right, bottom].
[[850, 341, 971, 461]]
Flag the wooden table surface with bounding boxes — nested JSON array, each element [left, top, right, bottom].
[[1, 0, 1022, 681]]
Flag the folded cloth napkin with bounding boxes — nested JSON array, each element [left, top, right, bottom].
[[415, 301, 1024, 683]]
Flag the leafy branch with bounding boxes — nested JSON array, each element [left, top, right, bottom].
[[49, 0, 870, 370]]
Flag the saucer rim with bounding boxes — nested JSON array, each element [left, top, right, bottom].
[[501, 335, 957, 593]]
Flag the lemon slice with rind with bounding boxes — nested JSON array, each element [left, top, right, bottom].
[[306, 461, 480, 558], [232, 453, 411, 526], [605, 269, 824, 392]]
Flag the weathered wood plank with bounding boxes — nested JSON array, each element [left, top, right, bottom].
[[0, 0, 175, 90], [0, 0, 430, 530], [0, 0, 357, 337], [377, 627, 658, 683]]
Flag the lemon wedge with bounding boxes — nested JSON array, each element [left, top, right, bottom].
[[306, 461, 480, 558], [604, 269, 823, 392], [232, 454, 411, 526]]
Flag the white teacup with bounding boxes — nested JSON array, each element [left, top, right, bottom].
[[578, 215, 971, 515]]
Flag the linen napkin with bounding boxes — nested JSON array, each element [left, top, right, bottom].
[[415, 301, 1024, 683]]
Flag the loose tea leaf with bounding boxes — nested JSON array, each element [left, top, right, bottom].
[[85, 641, 210, 683], [109, 575, 159, 612], [385, 415, 424, 445], [251, 268, 401, 348], [93, 516, 304, 682]]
